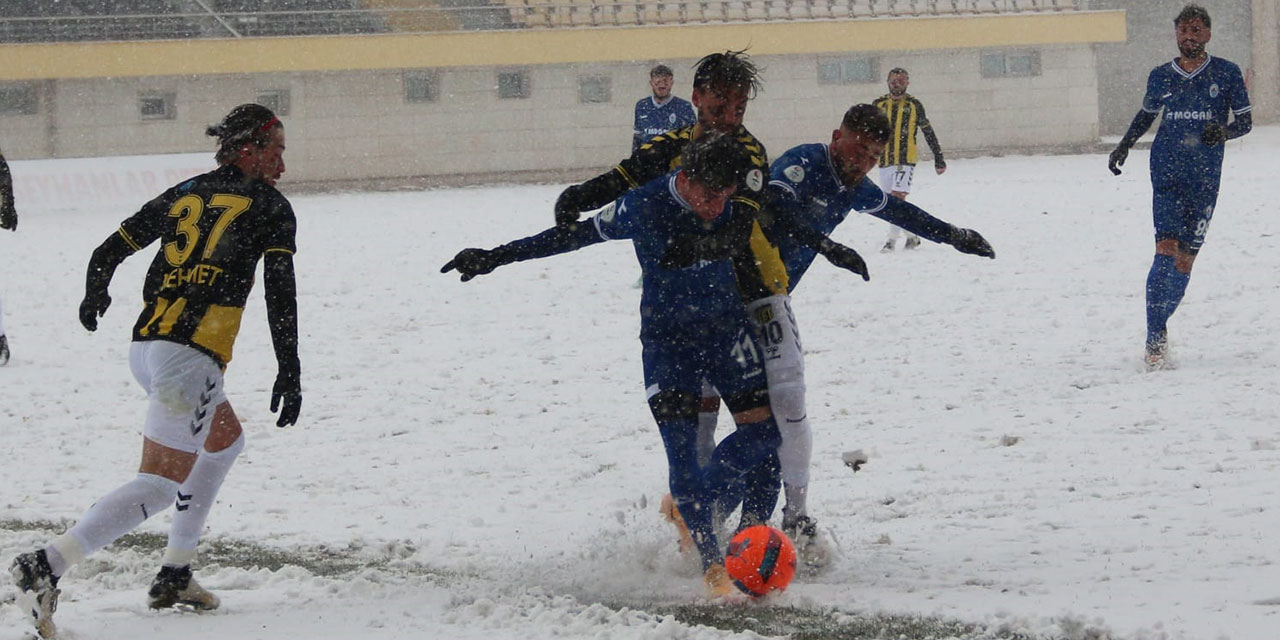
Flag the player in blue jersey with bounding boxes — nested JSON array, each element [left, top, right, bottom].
[[442, 132, 784, 598], [633, 64, 696, 153], [1108, 4, 1251, 370], [689, 105, 993, 567]]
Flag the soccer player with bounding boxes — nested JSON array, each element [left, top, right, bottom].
[[633, 64, 696, 153], [683, 105, 993, 568], [0, 147, 15, 366], [9, 104, 303, 639], [1108, 3, 1251, 370], [873, 67, 947, 252], [556, 49, 870, 554], [443, 132, 783, 598]]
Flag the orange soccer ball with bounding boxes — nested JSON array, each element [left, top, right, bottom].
[[723, 525, 797, 597]]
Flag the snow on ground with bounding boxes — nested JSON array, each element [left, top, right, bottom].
[[2, 127, 1280, 640]]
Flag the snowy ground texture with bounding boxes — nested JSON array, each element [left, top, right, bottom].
[[3, 127, 1280, 640]]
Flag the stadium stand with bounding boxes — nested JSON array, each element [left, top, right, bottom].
[[0, 0, 1085, 41]]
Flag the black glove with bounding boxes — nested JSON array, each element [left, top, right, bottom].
[[1201, 122, 1227, 146], [950, 227, 995, 259], [1108, 145, 1129, 176], [554, 187, 582, 227], [78, 289, 111, 331], [935, 158, 947, 172], [818, 238, 869, 282], [270, 364, 302, 427], [0, 203, 15, 231], [440, 247, 507, 282]]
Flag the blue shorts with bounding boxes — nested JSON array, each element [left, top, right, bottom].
[[641, 312, 767, 406], [1152, 176, 1220, 254]]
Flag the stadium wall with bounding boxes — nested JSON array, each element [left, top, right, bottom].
[[0, 11, 1124, 187]]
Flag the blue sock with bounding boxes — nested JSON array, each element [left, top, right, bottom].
[[1145, 254, 1190, 346], [654, 415, 719, 569]]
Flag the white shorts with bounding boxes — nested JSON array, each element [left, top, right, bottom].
[[746, 295, 804, 388], [129, 341, 227, 453], [879, 165, 915, 195]]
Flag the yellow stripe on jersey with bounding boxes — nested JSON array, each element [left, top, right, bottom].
[[117, 226, 142, 251], [265, 247, 295, 255], [615, 163, 638, 188], [191, 304, 245, 364], [748, 221, 789, 295], [875, 96, 922, 167]]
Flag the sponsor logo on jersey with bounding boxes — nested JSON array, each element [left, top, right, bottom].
[[1164, 109, 1214, 121], [746, 169, 764, 192], [600, 202, 617, 223], [784, 165, 805, 183], [754, 305, 775, 324]]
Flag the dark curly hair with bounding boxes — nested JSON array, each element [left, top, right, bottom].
[[692, 49, 762, 99], [207, 103, 281, 165], [682, 130, 752, 192], [841, 104, 891, 144]]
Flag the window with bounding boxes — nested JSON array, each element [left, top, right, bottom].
[[981, 50, 1042, 78], [0, 83, 38, 116], [257, 89, 291, 116], [404, 71, 439, 103], [817, 57, 878, 85], [578, 76, 611, 104], [497, 70, 530, 100], [139, 92, 176, 120]]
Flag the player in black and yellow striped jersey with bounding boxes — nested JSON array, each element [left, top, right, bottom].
[[873, 67, 947, 252], [0, 147, 15, 366], [10, 105, 302, 638]]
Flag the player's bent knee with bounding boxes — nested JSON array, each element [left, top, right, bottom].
[[649, 390, 700, 420], [204, 402, 243, 453]]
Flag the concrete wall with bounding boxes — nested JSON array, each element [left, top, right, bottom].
[[0, 11, 1122, 185]]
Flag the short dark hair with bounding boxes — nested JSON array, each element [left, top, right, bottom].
[[692, 50, 762, 98], [888, 67, 909, 77], [682, 131, 751, 192], [1175, 4, 1210, 28], [206, 103, 280, 165], [650, 64, 674, 78], [841, 104, 891, 144]]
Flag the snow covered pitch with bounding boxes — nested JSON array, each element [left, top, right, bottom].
[[2, 128, 1279, 639]]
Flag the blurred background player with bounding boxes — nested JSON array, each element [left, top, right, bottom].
[[633, 64, 696, 153], [0, 146, 15, 365], [873, 67, 947, 252], [1107, 3, 1251, 370], [443, 132, 782, 598], [9, 104, 303, 639], [699, 105, 993, 568]]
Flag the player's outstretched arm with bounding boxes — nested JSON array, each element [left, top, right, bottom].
[[264, 251, 302, 427], [1109, 110, 1157, 175], [79, 233, 137, 331], [555, 170, 631, 226], [442, 222, 605, 282]]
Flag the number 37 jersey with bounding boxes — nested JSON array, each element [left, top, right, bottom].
[[115, 164, 297, 367]]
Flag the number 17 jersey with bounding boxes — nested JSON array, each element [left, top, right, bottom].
[[115, 164, 298, 367]]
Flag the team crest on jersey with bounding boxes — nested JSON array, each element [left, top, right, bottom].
[[669, 113, 677, 124], [746, 169, 764, 192], [1209, 83, 1219, 98], [783, 165, 805, 183]]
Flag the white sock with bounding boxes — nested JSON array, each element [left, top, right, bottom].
[[46, 473, 178, 575], [164, 434, 244, 565], [769, 383, 812, 522], [164, 435, 244, 565]]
